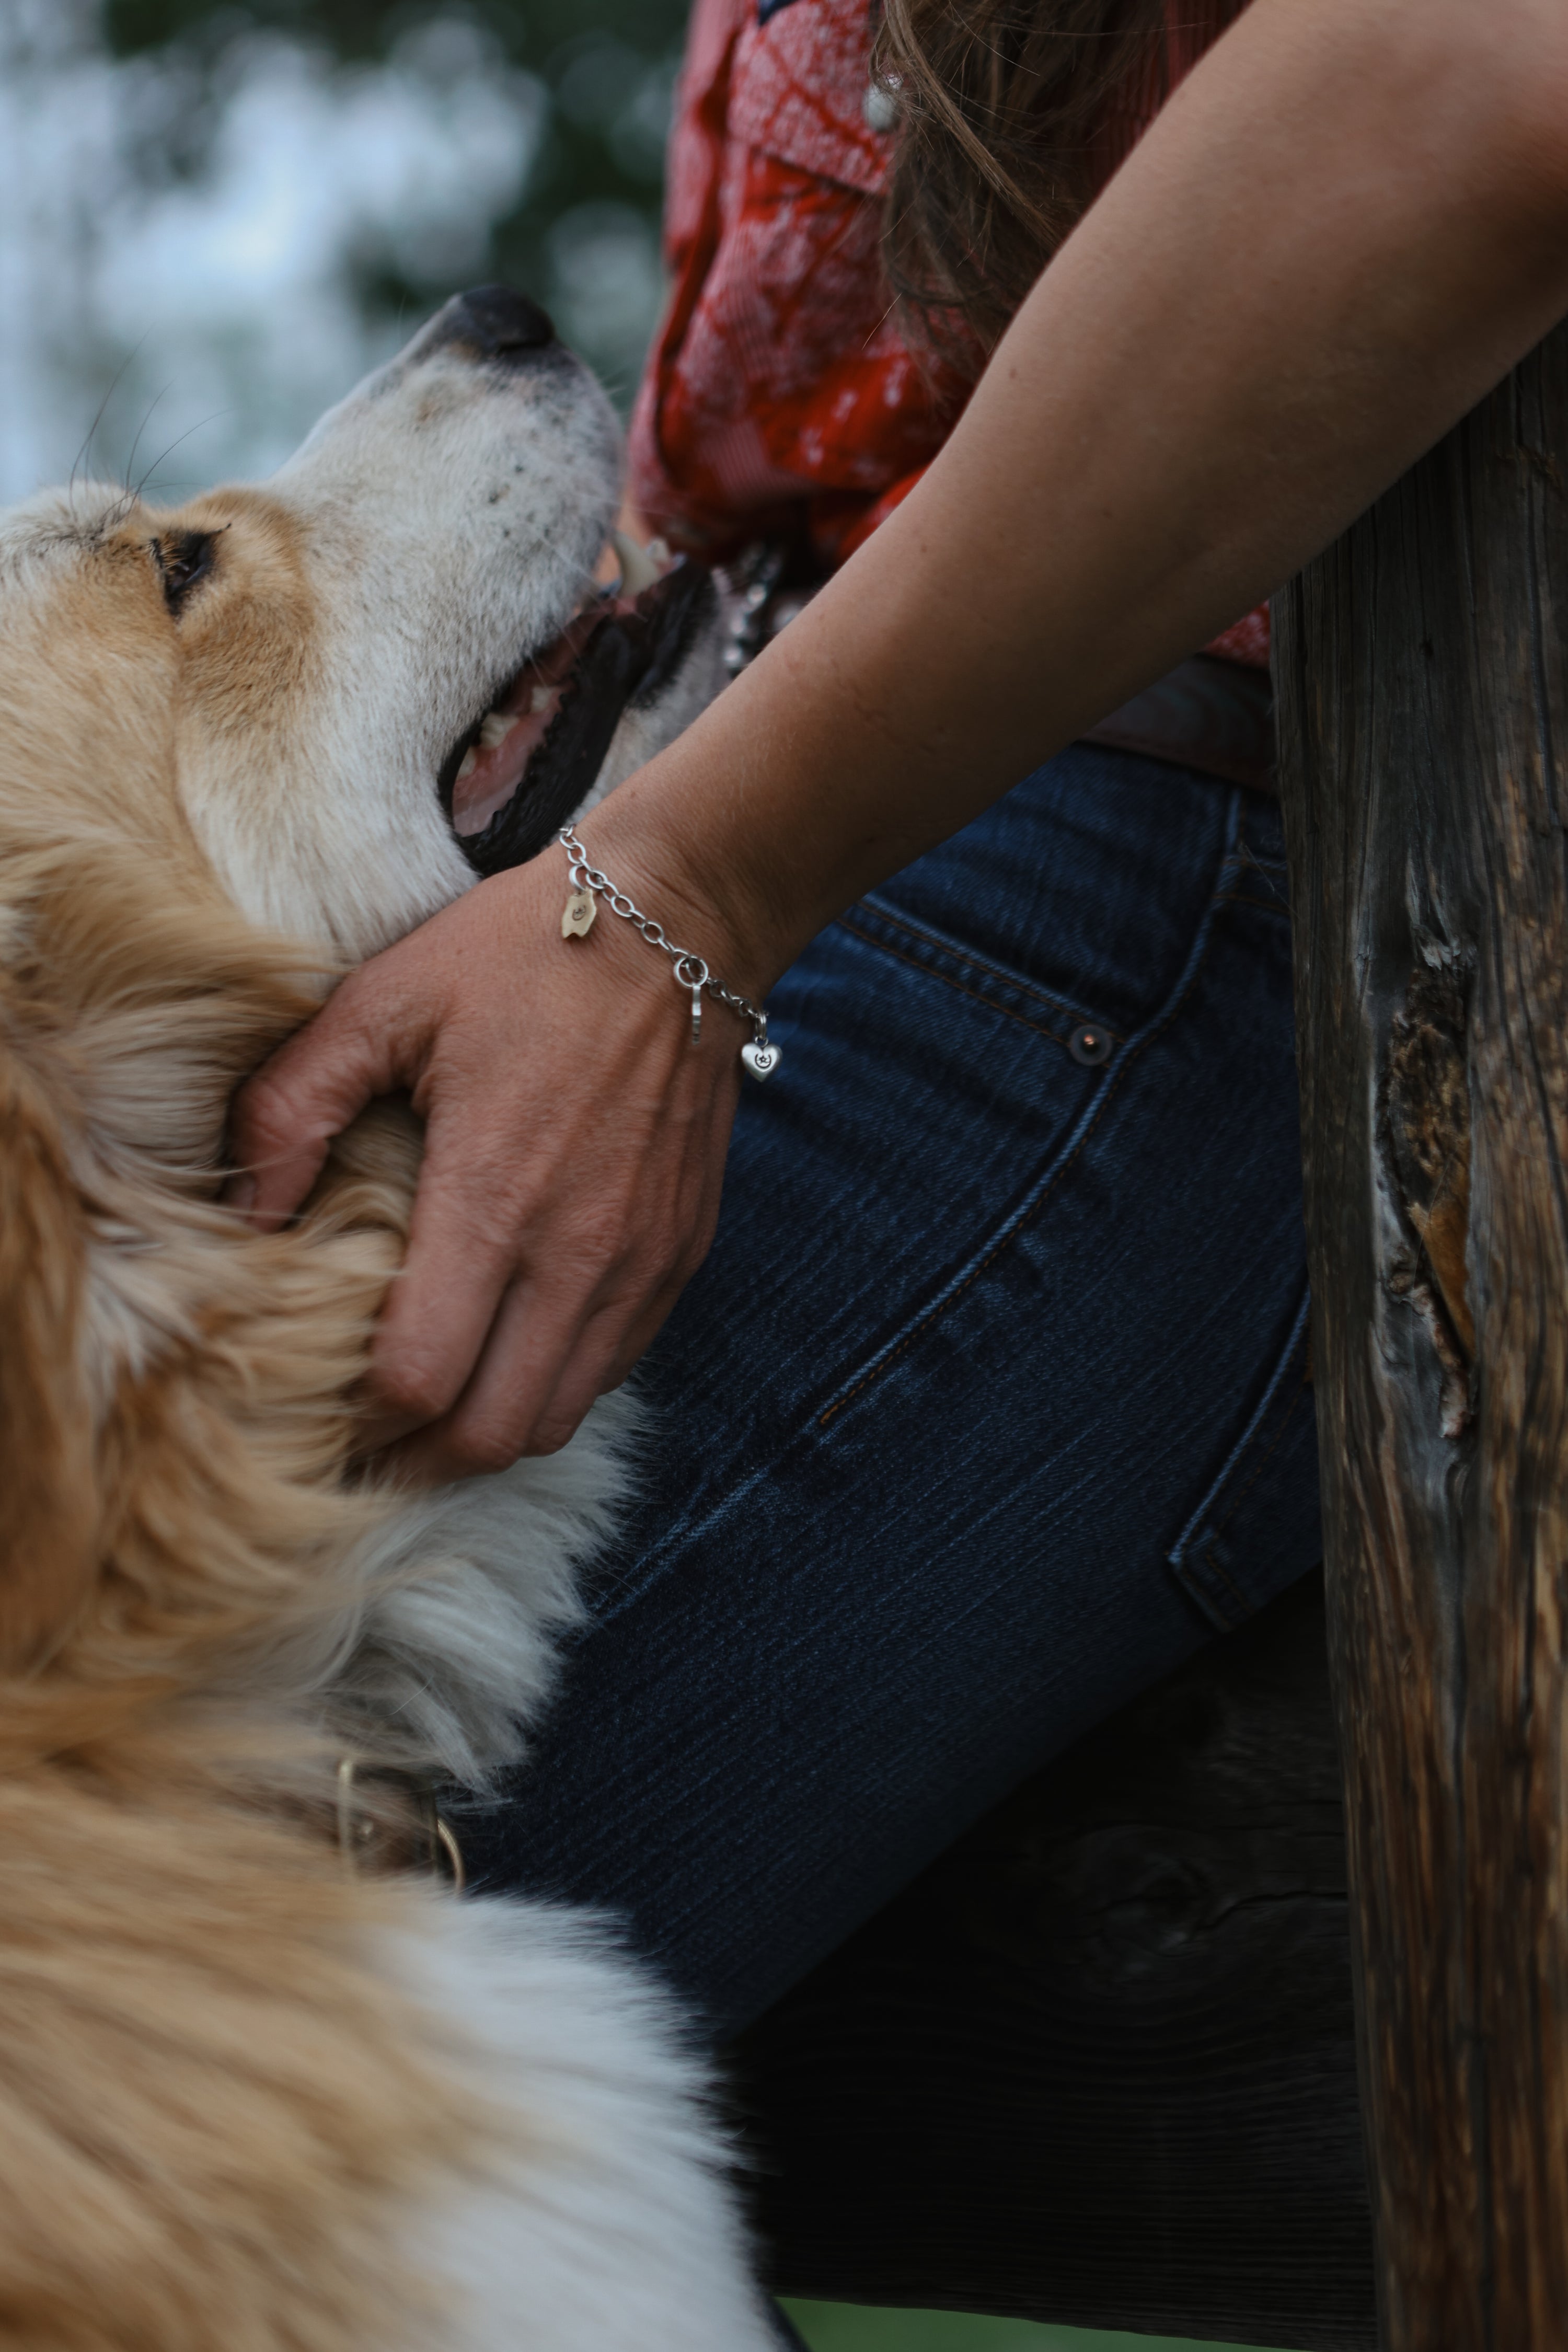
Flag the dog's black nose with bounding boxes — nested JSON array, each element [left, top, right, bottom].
[[448, 285, 557, 358]]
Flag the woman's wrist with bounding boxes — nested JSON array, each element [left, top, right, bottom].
[[574, 747, 806, 1011]]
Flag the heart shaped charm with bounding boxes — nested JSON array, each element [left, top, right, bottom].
[[741, 1040, 781, 1082]]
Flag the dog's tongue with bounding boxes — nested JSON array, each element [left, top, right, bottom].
[[449, 554, 716, 879], [449, 610, 606, 837], [449, 537, 674, 838], [449, 718, 546, 839]]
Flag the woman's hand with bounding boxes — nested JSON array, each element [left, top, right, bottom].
[[227, 836, 747, 1481]]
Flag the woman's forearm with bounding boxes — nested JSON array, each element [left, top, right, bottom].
[[596, 0, 1568, 993]]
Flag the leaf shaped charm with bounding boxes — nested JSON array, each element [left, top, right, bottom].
[[561, 889, 597, 939]]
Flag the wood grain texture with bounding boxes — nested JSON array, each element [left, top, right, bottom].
[[737, 1575, 1374, 2350], [1274, 325, 1568, 2350]]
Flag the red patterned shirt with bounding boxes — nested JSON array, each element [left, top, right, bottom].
[[629, 0, 1267, 666]]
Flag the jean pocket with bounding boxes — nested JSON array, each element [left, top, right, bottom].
[[839, 895, 1123, 1065], [1166, 1286, 1320, 1632]]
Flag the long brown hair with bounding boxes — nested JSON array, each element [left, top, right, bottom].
[[874, 0, 1169, 360]]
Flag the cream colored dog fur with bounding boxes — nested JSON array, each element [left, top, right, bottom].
[[0, 295, 774, 2349]]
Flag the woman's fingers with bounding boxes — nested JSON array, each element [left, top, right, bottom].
[[387, 1279, 624, 1481], [359, 1064, 655, 1456], [227, 967, 413, 1226], [386, 1254, 679, 1481], [379, 1168, 714, 1477], [355, 1182, 525, 1456], [379, 1086, 729, 1478], [359, 1117, 607, 1460]]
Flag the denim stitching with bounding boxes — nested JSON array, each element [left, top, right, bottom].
[[817, 941, 1213, 1426], [817, 791, 1247, 1429], [1181, 1370, 1313, 1626], [846, 896, 1116, 1035], [1195, 1549, 1254, 1625], [834, 908, 1111, 1052], [1166, 1285, 1313, 1571], [1208, 1362, 1311, 1542]]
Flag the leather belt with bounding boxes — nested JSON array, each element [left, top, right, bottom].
[[1080, 653, 1276, 794]]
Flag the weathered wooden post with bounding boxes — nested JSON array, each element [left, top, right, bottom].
[[1275, 321, 1568, 2348]]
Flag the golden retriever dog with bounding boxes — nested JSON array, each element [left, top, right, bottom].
[[0, 286, 776, 2351]]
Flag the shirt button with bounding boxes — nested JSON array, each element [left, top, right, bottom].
[[1068, 1021, 1114, 1067]]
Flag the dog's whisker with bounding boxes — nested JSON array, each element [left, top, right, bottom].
[[132, 409, 235, 503], [70, 337, 145, 505], [121, 383, 175, 501]]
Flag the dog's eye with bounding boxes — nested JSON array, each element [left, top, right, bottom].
[[152, 530, 217, 614]]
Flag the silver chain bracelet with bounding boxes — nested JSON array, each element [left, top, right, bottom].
[[557, 823, 781, 1081]]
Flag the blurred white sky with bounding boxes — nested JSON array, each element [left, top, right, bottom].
[[0, 0, 666, 501]]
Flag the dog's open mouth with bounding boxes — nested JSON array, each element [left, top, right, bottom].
[[439, 539, 714, 877]]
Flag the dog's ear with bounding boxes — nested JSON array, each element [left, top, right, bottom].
[[0, 1036, 99, 1669]]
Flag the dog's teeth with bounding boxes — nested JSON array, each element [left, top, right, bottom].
[[479, 710, 521, 751], [456, 747, 479, 780], [612, 528, 663, 597], [531, 685, 557, 714]]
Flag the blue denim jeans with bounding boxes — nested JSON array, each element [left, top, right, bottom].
[[460, 744, 1320, 2036]]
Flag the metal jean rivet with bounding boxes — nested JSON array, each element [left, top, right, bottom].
[[1068, 1021, 1114, 1067]]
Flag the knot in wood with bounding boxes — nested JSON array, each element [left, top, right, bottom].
[[1380, 960, 1474, 1431]]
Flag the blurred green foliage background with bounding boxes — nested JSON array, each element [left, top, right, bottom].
[[0, 0, 697, 495], [100, 0, 691, 396], [101, 0, 691, 315]]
